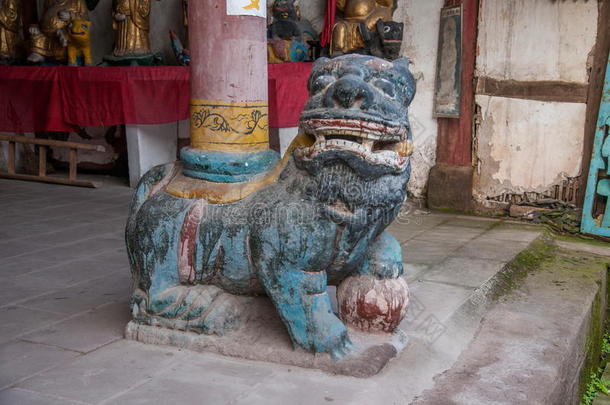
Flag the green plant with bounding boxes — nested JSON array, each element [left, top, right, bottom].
[[581, 369, 610, 405], [602, 333, 610, 356]]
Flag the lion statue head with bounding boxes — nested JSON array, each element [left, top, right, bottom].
[[294, 54, 416, 228]]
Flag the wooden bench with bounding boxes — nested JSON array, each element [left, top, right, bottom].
[[0, 134, 106, 188]]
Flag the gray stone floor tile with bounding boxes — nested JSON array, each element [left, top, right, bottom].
[[0, 341, 80, 389], [20, 273, 130, 315], [484, 222, 543, 243], [453, 238, 530, 262], [108, 354, 276, 405], [17, 341, 184, 404], [404, 263, 430, 282], [0, 240, 55, 260], [233, 369, 367, 405], [0, 388, 89, 405], [0, 222, 84, 243], [388, 213, 449, 238], [0, 273, 65, 307], [0, 214, 39, 228], [26, 256, 127, 283], [21, 300, 131, 353], [0, 306, 67, 345], [22, 239, 123, 263], [414, 225, 487, 244], [18, 224, 120, 246], [86, 249, 130, 269], [0, 256, 54, 277], [421, 257, 505, 288], [441, 216, 499, 229], [402, 239, 464, 265], [403, 280, 473, 326]]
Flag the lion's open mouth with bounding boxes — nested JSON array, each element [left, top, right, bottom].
[[297, 118, 412, 170]]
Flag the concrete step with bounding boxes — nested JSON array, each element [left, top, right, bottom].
[[411, 236, 610, 405]]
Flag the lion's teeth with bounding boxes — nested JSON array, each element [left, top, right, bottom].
[[315, 135, 325, 143], [362, 140, 373, 151]]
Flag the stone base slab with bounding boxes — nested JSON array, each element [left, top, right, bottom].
[[427, 164, 474, 212], [125, 297, 408, 378]]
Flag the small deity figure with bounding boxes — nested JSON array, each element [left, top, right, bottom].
[[66, 19, 92, 66], [0, 0, 21, 64], [111, 0, 152, 58], [169, 0, 189, 66], [267, 0, 307, 63], [169, 30, 189, 66], [330, 0, 403, 60], [28, 0, 90, 64]]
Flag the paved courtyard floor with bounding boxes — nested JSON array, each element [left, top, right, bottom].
[[0, 177, 545, 404]]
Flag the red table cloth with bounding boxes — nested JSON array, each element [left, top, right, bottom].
[[0, 62, 312, 133]]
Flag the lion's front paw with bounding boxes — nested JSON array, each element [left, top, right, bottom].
[[309, 310, 354, 359], [327, 326, 354, 360]]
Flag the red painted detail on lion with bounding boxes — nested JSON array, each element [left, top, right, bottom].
[[178, 200, 205, 284]]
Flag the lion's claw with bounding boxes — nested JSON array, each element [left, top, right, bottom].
[[330, 334, 354, 360]]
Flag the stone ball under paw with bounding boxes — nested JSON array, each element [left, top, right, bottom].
[[337, 274, 409, 333]]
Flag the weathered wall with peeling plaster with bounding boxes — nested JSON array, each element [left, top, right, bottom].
[[475, 95, 586, 197], [396, 0, 444, 198], [474, 0, 598, 203]]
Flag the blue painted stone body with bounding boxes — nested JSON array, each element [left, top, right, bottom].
[[126, 55, 416, 357], [581, 53, 610, 237]]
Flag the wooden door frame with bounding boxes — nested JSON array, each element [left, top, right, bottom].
[[427, 0, 479, 211]]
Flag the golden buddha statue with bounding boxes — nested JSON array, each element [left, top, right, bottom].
[[28, 0, 89, 63], [111, 0, 152, 58], [330, 0, 396, 56], [0, 0, 21, 63]]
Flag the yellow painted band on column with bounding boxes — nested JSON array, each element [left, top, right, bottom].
[[190, 100, 269, 152]]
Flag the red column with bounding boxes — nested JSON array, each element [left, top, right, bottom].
[[436, 0, 477, 166], [188, 0, 270, 154], [427, 0, 478, 211]]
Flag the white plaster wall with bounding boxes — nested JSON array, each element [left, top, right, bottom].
[[474, 95, 585, 199], [477, 0, 597, 83], [395, 0, 444, 198]]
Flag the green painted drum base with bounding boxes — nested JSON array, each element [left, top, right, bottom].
[[180, 147, 280, 183]]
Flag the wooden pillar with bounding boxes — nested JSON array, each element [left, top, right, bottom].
[[427, 0, 478, 211], [188, 0, 269, 153], [182, 1, 277, 182]]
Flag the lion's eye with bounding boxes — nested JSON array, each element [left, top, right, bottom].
[[373, 79, 395, 98], [310, 75, 335, 94]]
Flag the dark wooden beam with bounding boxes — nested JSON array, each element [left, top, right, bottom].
[[578, 0, 610, 208], [0, 173, 100, 188], [476, 77, 589, 103]]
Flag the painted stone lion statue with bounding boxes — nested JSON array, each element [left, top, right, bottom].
[[126, 54, 416, 358]]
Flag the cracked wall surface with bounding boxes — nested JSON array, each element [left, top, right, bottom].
[[474, 0, 598, 204], [474, 95, 585, 201]]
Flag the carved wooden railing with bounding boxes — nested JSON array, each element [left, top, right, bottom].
[[0, 134, 106, 188]]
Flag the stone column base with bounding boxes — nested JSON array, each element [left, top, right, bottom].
[[427, 164, 474, 212]]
